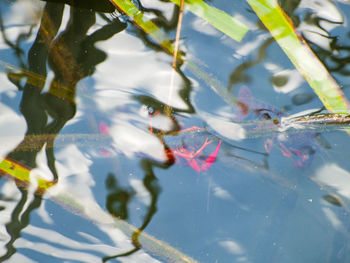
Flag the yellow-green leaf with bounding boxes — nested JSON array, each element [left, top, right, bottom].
[[170, 0, 249, 42], [109, 0, 176, 55]]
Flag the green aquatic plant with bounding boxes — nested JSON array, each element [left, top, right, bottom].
[[169, 0, 249, 42], [110, 0, 248, 47], [109, 0, 350, 113]]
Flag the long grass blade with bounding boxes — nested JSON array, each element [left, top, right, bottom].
[[170, 0, 249, 42]]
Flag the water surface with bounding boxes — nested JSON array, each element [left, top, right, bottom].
[[1, 0, 350, 262]]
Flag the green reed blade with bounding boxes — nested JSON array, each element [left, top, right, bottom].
[[170, 0, 249, 42], [109, 0, 248, 43], [109, 0, 176, 55]]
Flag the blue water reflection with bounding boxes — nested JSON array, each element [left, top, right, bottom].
[[0, 0, 350, 262]]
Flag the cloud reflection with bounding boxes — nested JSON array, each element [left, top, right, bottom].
[[95, 32, 187, 110], [219, 239, 250, 262], [213, 186, 232, 200], [314, 163, 350, 200], [0, 103, 26, 158], [203, 113, 246, 141]]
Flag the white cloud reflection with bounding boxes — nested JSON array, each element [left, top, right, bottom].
[[109, 121, 166, 161], [5, 253, 36, 263], [192, 17, 220, 36], [203, 113, 246, 141], [313, 163, 350, 200], [84, 31, 190, 161], [213, 186, 233, 200], [313, 164, 350, 231], [269, 68, 304, 94], [0, 103, 26, 158], [322, 207, 343, 231], [129, 178, 151, 205], [18, 225, 162, 263], [27, 144, 162, 262], [233, 34, 268, 59], [95, 32, 188, 110], [45, 145, 117, 225], [299, 0, 343, 24], [219, 239, 245, 255], [1, 1, 42, 39], [219, 240, 250, 263]]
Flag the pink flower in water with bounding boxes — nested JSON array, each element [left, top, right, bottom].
[[172, 137, 222, 172], [99, 121, 110, 134], [147, 109, 222, 172], [99, 121, 111, 157]]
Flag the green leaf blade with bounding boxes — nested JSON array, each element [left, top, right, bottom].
[[170, 0, 249, 42]]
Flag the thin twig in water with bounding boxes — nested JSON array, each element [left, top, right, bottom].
[[166, 0, 185, 116], [172, 0, 185, 68]]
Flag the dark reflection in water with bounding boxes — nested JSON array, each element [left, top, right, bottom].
[[103, 158, 164, 261], [0, 188, 42, 261], [106, 173, 134, 220], [43, 0, 115, 12], [228, 37, 274, 91], [0, 0, 128, 261], [6, 1, 126, 173], [1, 0, 197, 261]]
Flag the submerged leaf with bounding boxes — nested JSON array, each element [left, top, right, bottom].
[[323, 194, 344, 207], [291, 93, 314, 106]]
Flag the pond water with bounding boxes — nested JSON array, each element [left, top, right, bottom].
[[1, 0, 350, 262]]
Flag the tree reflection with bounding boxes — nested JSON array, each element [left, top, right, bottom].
[[106, 173, 134, 220], [0, 188, 42, 261], [228, 37, 274, 91], [5, 1, 126, 176], [0, 0, 188, 260], [0, 0, 126, 260], [103, 158, 164, 261], [1, 0, 184, 260]]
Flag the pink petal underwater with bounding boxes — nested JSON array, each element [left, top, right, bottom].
[[187, 158, 201, 172], [201, 140, 222, 171], [99, 149, 112, 157], [98, 121, 111, 156], [99, 121, 110, 134], [178, 140, 222, 172]]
